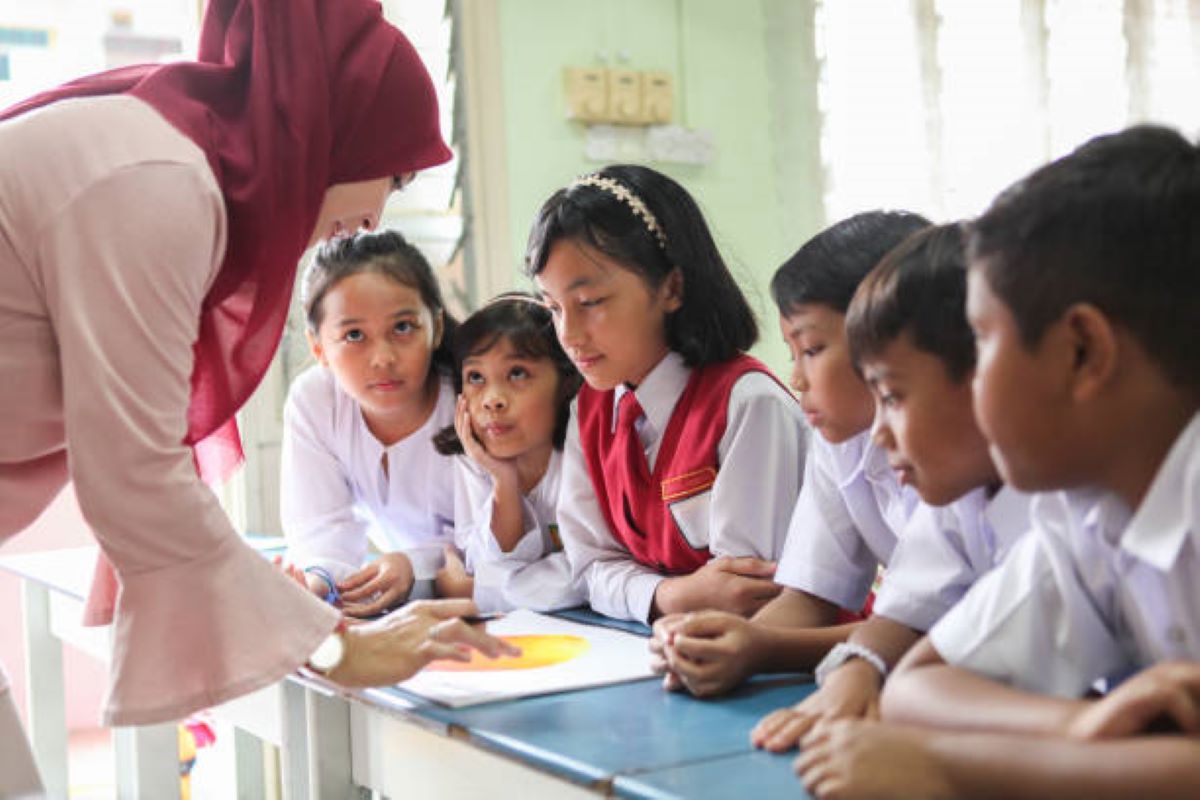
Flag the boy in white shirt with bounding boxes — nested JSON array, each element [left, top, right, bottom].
[[756, 224, 1031, 752], [796, 126, 1200, 799]]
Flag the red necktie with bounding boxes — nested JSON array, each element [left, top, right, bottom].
[[613, 389, 649, 537], [616, 389, 647, 478]]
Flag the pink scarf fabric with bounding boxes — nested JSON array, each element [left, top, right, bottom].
[[1, 0, 452, 623]]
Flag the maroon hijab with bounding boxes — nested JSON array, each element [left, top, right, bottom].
[[1, 0, 452, 480]]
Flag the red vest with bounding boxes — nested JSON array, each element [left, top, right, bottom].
[[576, 354, 786, 575]]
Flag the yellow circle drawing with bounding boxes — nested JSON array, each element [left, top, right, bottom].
[[427, 634, 591, 671]]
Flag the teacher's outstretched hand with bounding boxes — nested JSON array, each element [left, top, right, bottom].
[[325, 600, 522, 687]]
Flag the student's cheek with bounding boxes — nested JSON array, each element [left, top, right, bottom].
[[533, 390, 559, 440], [463, 389, 484, 419], [890, 409, 914, 460], [970, 360, 1007, 448]]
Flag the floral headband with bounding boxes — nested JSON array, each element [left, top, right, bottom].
[[570, 173, 667, 250], [484, 292, 547, 310]]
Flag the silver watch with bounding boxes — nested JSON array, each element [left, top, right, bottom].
[[307, 629, 347, 675]]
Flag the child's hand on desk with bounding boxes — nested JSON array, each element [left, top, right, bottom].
[[1066, 660, 1200, 740], [795, 719, 955, 800], [329, 599, 522, 686], [655, 556, 782, 618], [752, 659, 883, 752], [338, 552, 415, 617], [649, 614, 687, 691], [435, 544, 475, 599], [656, 610, 768, 697]]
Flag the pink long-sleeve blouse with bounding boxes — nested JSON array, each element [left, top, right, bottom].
[[0, 94, 339, 726]]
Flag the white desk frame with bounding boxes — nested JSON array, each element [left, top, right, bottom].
[[7, 546, 608, 799], [5, 547, 309, 800]]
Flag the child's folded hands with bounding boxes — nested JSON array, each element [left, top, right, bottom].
[[339, 551, 416, 618], [652, 610, 771, 697]]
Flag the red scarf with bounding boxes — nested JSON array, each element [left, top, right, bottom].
[[0, 0, 452, 481]]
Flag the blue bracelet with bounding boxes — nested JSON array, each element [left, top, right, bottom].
[[302, 566, 340, 605]]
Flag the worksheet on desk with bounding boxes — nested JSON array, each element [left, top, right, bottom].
[[397, 609, 655, 707]]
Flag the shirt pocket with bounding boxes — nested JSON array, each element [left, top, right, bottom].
[[663, 468, 717, 550]]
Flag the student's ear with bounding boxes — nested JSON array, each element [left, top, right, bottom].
[[1063, 303, 1118, 403], [306, 329, 328, 366], [661, 267, 684, 313]]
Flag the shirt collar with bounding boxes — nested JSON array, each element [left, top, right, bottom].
[[983, 484, 1032, 539], [611, 351, 689, 436], [1120, 412, 1200, 571], [857, 433, 894, 488]]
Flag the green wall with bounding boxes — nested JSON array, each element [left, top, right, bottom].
[[492, 0, 822, 375]]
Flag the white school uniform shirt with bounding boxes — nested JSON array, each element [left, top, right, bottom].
[[874, 485, 1032, 632], [775, 430, 918, 610], [280, 366, 456, 584], [557, 351, 808, 622], [453, 448, 587, 613], [930, 413, 1200, 698]]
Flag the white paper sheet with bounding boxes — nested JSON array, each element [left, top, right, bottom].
[[397, 609, 655, 707]]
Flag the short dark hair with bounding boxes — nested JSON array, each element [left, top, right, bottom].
[[771, 210, 930, 315], [846, 223, 975, 382], [433, 293, 583, 455], [302, 230, 458, 374], [969, 124, 1200, 391], [524, 164, 757, 366]]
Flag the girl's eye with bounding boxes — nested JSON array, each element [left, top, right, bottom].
[[879, 392, 901, 409], [509, 366, 530, 381], [344, 329, 364, 343], [579, 296, 604, 308], [464, 370, 484, 385], [393, 320, 415, 335], [802, 345, 824, 358]]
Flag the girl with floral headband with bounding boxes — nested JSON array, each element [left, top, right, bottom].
[[526, 164, 808, 623]]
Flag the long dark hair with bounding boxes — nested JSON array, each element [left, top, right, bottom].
[[524, 164, 757, 366], [302, 229, 458, 374], [433, 293, 582, 455]]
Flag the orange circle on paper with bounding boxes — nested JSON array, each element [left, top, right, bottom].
[[427, 634, 590, 671]]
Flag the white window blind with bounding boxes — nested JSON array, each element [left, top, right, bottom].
[[817, 0, 1200, 222]]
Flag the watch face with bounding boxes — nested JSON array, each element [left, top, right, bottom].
[[309, 631, 345, 672]]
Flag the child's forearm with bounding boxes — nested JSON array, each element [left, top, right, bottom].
[[488, 475, 525, 552], [849, 616, 922, 670], [755, 624, 860, 672], [928, 731, 1200, 800], [753, 587, 841, 628], [883, 658, 1083, 735]]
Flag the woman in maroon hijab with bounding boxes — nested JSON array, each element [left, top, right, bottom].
[[0, 0, 512, 790]]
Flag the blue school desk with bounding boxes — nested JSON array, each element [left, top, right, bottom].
[[1, 545, 816, 799]]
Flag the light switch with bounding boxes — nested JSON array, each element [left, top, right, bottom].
[[642, 71, 673, 124], [564, 67, 609, 123], [607, 68, 644, 125]]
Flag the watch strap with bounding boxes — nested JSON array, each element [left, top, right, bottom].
[[814, 641, 888, 687]]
